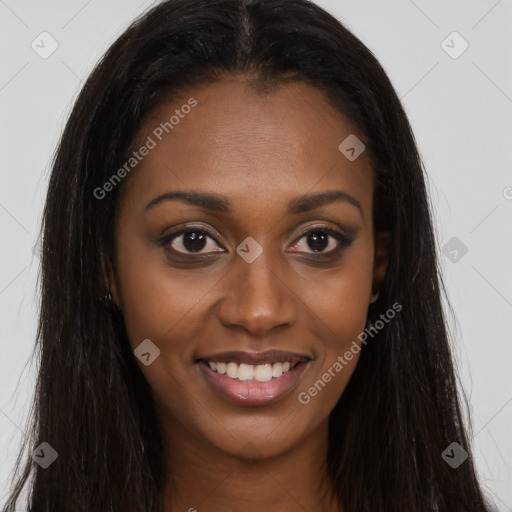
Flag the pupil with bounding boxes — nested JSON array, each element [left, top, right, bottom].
[[308, 232, 328, 252], [183, 231, 206, 252]]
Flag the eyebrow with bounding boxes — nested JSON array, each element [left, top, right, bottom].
[[145, 190, 364, 222]]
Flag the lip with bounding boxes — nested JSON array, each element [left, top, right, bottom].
[[197, 357, 312, 406]]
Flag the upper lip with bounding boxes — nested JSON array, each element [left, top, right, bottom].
[[197, 349, 311, 366]]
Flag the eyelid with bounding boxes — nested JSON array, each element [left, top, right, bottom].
[[158, 223, 225, 247], [293, 222, 352, 240]]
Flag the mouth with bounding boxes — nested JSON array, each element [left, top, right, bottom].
[[195, 350, 312, 406]]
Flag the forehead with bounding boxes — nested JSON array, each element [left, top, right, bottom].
[[120, 75, 373, 218]]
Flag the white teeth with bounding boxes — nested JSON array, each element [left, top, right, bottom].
[[206, 360, 298, 382], [254, 363, 273, 382], [226, 362, 238, 379], [238, 363, 254, 381], [272, 362, 283, 378]]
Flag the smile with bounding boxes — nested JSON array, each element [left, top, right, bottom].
[[196, 350, 312, 406]]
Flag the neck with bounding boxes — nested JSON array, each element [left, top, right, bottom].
[[158, 415, 342, 512]]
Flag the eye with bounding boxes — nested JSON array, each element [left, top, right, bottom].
[[160, 228, 225, 255], [159, 224, 354, 258], [289, 226, 353, 255]]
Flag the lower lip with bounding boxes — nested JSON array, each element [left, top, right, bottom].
[[197, 361, 310, 406]]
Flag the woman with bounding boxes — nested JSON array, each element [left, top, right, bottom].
[[3, 0, 495, 511]]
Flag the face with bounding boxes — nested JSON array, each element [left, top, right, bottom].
[[109, 75, 388, 460]]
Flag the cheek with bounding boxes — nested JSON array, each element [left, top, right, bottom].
[[115, 241, 210, 427], [305, 245, 374, 345], [115, 232, 218, 352], [294, 292, 367, 418], [294, 245, 374, 409]]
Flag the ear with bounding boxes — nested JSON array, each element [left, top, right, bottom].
[[106, 261, 122, 310], [370, 231, 391, 303]]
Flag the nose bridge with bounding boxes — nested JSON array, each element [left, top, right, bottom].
[[218, 243, 296, 334]]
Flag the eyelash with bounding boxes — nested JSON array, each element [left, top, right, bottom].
[[158, 224, 354, 258]]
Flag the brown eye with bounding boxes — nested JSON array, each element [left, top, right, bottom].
[[161, 228, 225, 255], [289, 227, 353, 255]]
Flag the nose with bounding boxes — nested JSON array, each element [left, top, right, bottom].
[[217, 249, 297, 337]]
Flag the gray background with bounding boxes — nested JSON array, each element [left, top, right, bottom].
[[1, 0, 511, 509]]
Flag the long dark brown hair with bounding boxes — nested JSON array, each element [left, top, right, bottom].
[[3, 0, 495, 510]]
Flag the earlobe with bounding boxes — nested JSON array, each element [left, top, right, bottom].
[[371, 231, 391, 303]]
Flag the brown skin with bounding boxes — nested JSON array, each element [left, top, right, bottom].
[[109, 75, 389, 512]]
